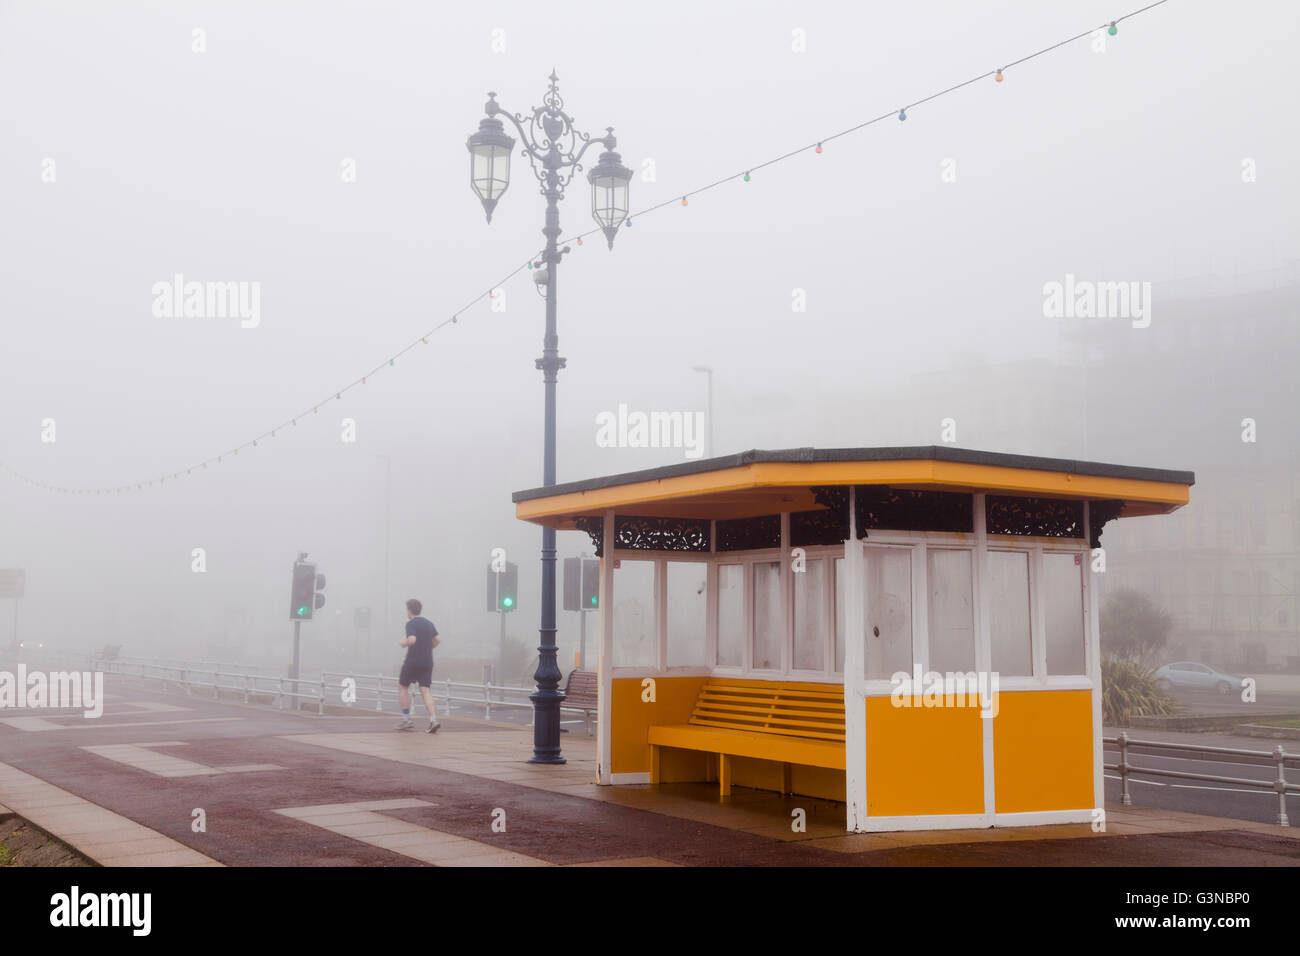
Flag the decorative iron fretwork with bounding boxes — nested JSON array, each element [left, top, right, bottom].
[[571, 514, 711, 556], [791, 504, 849, 547], [573, 515, 604, 556], [856, 487, 974, 535], [614, 516, 710, 553], [1088, 499, 1125, 549], [717, 514, 781, 552], [986, 495, 1084, 539]]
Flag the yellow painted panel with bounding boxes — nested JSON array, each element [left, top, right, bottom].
[[792, 764, 848, 802], [516, 459, 1190, 525], [993, 690, 1094, 813], [648, 723, 844, 768], [865, 697, 984, 816], [611, 676, 709, 774], [730, 756, 785, 793], [655, 746, 709, 784]]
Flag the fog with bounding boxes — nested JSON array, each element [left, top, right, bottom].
[[2, 0, 1297, 677]]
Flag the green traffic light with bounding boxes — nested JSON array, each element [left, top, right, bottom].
[[590, 596, 598, 606], [502, 597, 514, 608], [297, 606, 309, 616]]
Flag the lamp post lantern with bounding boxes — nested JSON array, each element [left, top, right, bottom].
[[466, 72, 631, 764]]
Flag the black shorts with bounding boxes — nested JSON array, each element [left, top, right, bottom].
[[399, 664, 433, 688]]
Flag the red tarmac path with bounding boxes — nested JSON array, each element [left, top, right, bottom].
[[2, 675, 1299, 867]]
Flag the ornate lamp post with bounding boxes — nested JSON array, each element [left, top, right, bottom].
[[466, 72, 631, 763]]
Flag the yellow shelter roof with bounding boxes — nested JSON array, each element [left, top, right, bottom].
[[513, 446, 1193, 531]]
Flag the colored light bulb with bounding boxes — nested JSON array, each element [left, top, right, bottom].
[[995, 70, 1003, 82], [815, 143, 822, 154], [899, 109, 907, 121], [744, 171, 751, 182], [1108, 21, 1117, 35], [681, 197, 688, 206], [577, 237, 583, 246]]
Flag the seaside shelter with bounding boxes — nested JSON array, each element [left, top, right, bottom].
[[513, 446, 1194, 832]]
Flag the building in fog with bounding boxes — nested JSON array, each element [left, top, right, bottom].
[[891, 266, 1300, 671]]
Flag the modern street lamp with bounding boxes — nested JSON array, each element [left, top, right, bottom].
[[467, 71, 631, 764]]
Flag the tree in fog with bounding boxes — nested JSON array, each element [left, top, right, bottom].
[[1101, 588, 1174, 663]]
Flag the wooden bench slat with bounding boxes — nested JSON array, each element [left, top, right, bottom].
[[694, 701, 845, 716], [692, 710, 845, 732], [685, 717, 846, 741], [647, 679, 848, 799], [693, 695, 842, 711], [649, 723, 846, 769]]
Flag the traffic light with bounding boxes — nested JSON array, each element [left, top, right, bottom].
[[500, 562, 517, 611], [564, 557, 600, 611], [290, 562, 316, 621], [582, 558, 599, 609], [290, 561, 327, 621], [487, 561, 518, 612]]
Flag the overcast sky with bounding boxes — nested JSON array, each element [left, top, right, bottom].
[[1, 0, 1296, 665]]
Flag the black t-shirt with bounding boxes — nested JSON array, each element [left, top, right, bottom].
[[404, 617, 438, 667]]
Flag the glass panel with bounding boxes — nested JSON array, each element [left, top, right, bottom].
[[927, 549, 974, 672], [988, 551, 1032, 676], [793, 558, 826, 671], [717, 564, 743, 667], [833, 557, 845, 673], [865, 547, 912, 680], [666, 562, 707, 667], [752, 562, 782, 670], [612, 560, 655, 667], [592, 177, 629, 227], [1043, 553, 1086, 675], [471, 146, 509, 201]]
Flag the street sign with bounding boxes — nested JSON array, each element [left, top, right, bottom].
[[0, 569, 25, 599]]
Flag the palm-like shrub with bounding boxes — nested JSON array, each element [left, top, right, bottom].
[[1102, 655, 1178, 725]]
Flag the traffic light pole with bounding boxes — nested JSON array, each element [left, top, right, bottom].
[[498, 607, 506, 684], [291, 620, 301, 686]]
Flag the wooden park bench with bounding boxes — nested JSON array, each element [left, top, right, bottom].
[[648, 678, 845, 797], [560, 669, 598, 735]]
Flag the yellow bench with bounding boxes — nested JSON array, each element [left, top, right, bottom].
[[648, 678, 846, 797]]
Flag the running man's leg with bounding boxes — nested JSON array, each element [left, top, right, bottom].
[[419, 685, 437, 720]]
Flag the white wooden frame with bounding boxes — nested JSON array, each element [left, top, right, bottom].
[[595, 497, 1100, 833]]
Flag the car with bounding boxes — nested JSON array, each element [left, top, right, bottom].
[[1153, 660, 1243, 695]]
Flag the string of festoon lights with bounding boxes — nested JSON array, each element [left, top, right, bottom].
[[2, 0, 1170, 496]]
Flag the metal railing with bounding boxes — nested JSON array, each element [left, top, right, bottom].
[[1105, 731, 1299, 826], [87, 654, 596, 729]]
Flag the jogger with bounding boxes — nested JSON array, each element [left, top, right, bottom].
[[396, 598, 441, 732]]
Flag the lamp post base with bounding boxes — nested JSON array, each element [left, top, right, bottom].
[[528, 691, 567, 764]]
